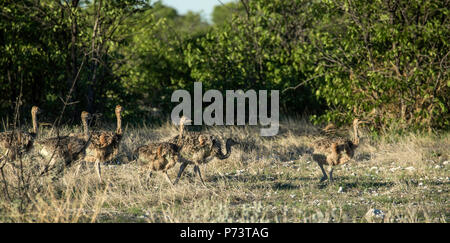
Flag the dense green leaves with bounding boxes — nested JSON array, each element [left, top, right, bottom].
[[0, 0, 448, 130], [186, 0, 323, 114], [308, 0, 449, 129]]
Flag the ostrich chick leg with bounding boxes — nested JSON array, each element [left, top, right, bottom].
[[194, 165, 206, 186], [174, 162, 188, 185], [318, 163, 328, 182], [328, 165, 334, 182]]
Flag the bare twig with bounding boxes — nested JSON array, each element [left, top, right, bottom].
[[282, 74, 326, 94]]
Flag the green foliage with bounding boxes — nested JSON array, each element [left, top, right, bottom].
[[0, 0, 149, 121], [308, 0, 449, 130], [186, 0, 323, 113], [0, 0, 68, 115], [114, 2, 209, 119], [0, 0, 448, 130], [212, 1, 245, 26]]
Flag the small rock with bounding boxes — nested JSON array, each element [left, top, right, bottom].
[[338, 186, 344, 193], [405, 166, 416, 172], [434, 165, 442, 169], [443, 161, 449, 165], [390, 166, 402, 172]]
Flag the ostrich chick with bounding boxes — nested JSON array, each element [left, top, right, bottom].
[[0, 106, 41, 165], [85, 105, 124, 182], [313, 118, 366, 182], [134, 142, 191, 185]]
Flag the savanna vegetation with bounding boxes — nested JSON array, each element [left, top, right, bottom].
[[0, 120, 448, 222], [1, 0, 448, 129], [0, 0, 448, 222]]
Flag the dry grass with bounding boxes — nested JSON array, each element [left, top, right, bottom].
[[0, 118, 448, 222]]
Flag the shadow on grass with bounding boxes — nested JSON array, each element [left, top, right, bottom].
[[271, 145, 314, 162], [355, 152, 372, 161], [425, 181, 449, 186], [272, 182, 300, 190], [208, 173, 316, 184], [340, 180, 395, 190], [315, 177, 395, 190], [247, 181, 302, 191]]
